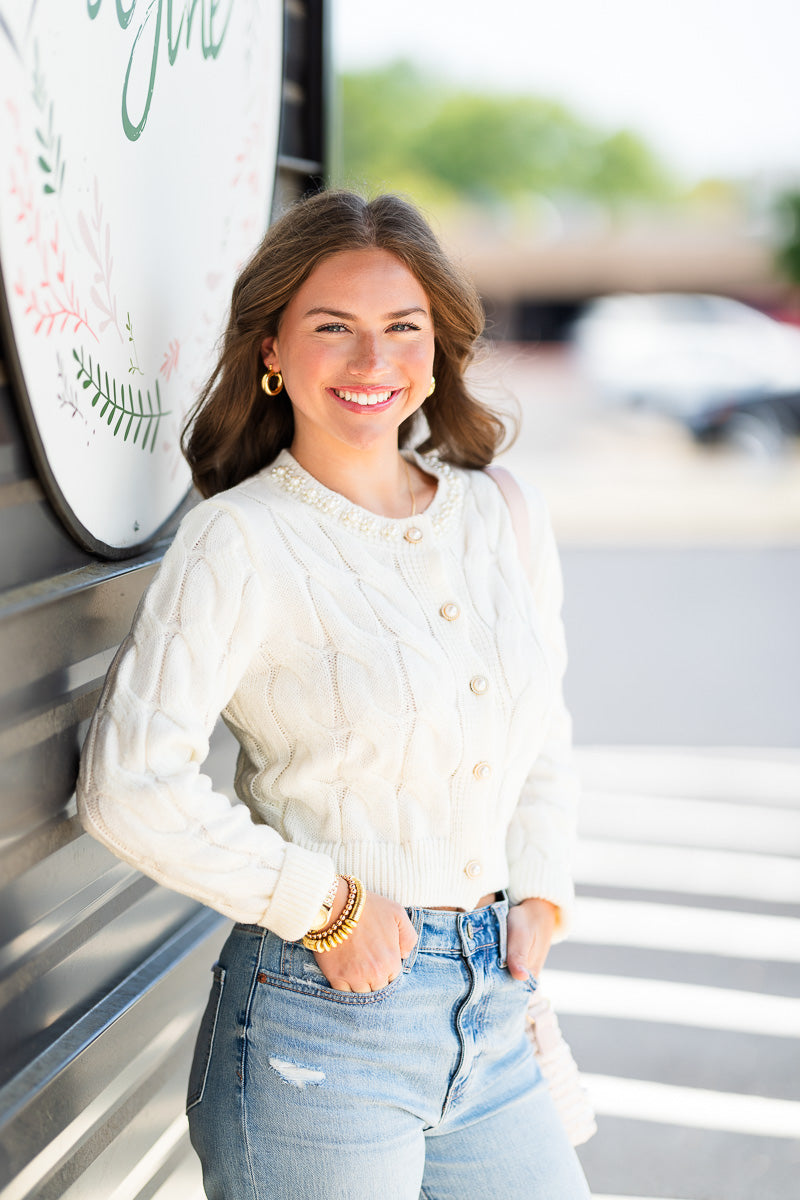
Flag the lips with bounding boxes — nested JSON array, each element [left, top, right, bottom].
[[330, 387, 400, 410]]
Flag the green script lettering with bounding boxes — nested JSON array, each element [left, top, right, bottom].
[[116, 1, 138, 29], [88, 0, 236, 142]]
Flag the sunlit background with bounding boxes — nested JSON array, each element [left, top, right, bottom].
[[332, 0, 800, 746], [331, 5, 800, 1197]]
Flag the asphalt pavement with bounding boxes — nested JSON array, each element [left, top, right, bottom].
[[560, 543, 800, 747]]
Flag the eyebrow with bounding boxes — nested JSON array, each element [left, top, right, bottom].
[[303, 306, 429, 320]]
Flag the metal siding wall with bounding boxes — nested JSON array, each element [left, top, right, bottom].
[[0, 3, 326, 1195]]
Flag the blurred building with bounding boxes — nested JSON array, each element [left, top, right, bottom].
[[456, 221, 781, 342]]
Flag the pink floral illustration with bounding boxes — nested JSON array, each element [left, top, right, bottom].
[[231, 121, 261, 196], [160, 338, 180, 381], [78, 177, 123, 341], [8, 131, 96, 342]]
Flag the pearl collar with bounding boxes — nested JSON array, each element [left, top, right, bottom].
[[267, 448, 464, 543]]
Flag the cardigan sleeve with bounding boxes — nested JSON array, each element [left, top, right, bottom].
[[504, 481, 580, 939], [76, 500, 338, 942]]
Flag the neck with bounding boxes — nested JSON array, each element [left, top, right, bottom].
[[289, 436, 413, 519]]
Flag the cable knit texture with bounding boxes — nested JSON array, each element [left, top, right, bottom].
[[77, 449, 580, 942]]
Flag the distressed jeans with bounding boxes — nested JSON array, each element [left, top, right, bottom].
[[187, 894, 591, 1199]]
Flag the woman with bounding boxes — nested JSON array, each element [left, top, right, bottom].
[[77, 191, 591, 1199]]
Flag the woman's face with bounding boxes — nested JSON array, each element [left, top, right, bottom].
[[261, 248, 436, 458]]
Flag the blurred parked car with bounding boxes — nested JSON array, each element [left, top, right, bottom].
[[570, 293, 800, 452]]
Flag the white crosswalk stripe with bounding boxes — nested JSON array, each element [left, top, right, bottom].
[[555, 749, 800, 1196], [544, 969, 800, 1037], [582, 1074, 800, 1139], [571, 896, 800, 962], [574, 746, 800, 807], [577, 793, 800, 855], [574, 837, 800, 903]]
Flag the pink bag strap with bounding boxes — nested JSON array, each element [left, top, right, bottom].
[[484, 465, 533, 583]]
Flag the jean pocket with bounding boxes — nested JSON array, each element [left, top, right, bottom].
[[186, 963, 226, 1111], [262, 941, 406, 1004]]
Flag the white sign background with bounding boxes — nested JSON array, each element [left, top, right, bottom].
[[0, 0, 283, 555]]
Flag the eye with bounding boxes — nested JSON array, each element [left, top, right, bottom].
[[315, 322, 349, 333], [388, 321, 421, 333]]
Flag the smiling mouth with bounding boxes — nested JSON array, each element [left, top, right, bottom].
[[332, 387, 399, 408]]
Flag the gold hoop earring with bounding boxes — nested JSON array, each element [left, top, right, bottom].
[[261, 364, 284, 396], [426, 376, 436, 398]]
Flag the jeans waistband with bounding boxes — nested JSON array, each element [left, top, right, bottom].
[[233, 891, 510, 970], [402, 891, 509, 970]]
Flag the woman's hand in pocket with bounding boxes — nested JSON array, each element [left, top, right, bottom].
[[506, 897, 558, 981], [313, 887, 417, 993]]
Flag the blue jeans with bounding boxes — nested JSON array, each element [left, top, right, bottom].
[[187, 894, 591, 1199]]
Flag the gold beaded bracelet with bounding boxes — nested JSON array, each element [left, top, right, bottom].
[[319, 876, 358, 936], [302, 875, 365, 952], [308, 875, 356, 939], [302, 874, 366, 952]]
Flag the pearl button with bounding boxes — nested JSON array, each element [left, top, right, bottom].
[[404, 526, 423, 544], [473, 761, 491, 781], [440, 602, 460, 621], [464, 860, 482, 879], [470, 675, 489, 695]]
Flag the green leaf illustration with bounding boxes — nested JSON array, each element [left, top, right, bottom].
[[73, 347, 170, 452], [31, 43, 66, 199]]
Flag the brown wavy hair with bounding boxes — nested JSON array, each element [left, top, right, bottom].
[[182, 190, 510, 497]]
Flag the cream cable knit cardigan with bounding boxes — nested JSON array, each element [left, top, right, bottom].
[[77, 449, 580, 944]]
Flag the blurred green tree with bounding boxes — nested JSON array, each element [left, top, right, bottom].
[[338, 62, 445, 193], [412, 94, 591, 199], [583, 130, 673, 208], [335, 60, 673, 211], [774, 189, 800, 288]]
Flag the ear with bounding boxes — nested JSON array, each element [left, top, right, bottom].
[[260, 335, 279, 368]]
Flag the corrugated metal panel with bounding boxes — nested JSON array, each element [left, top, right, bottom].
[[0, 371, 91, 592], [0, 3, 327, 1195]]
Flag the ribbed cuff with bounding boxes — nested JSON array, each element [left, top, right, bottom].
[[260, 843, 338, 942], [507, 858, 575, 942]]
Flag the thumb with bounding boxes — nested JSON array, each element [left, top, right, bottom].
[[506, 925, 534, 980], [507, 951, 532, 981]]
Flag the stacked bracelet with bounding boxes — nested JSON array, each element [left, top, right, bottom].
[[306, 873, 342, 933], [302, 874, 366, 952]]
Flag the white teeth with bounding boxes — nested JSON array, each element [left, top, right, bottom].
[[335, 389, 392, 406]]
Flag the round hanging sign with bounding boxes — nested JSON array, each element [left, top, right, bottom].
[[0, 0, 283, 556]]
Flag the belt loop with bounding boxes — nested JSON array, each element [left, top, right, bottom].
[[402, 907, 424, 972], [497, 898, 508, 968], [260, 927, 278, 973]]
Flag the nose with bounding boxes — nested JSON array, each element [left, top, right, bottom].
[[349, 333, 388, 377]]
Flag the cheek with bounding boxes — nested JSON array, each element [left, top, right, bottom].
[[283, 344, 338, 385], [407, 338, 435, 371]]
